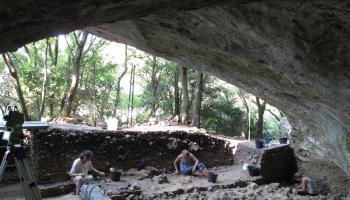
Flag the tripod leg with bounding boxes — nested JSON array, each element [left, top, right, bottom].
[[14, 148, 41, 200], [0, 148, 10, 183]]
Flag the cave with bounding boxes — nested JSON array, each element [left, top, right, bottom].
[[0, 0, 349, 198]]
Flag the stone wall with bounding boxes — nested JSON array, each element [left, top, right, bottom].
[[31, 125, 234, 184]]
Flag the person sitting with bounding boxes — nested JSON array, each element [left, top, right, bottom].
[[295, 173, 315, 195], [173, 149, 208, 176], [69, 150, 105, 194]]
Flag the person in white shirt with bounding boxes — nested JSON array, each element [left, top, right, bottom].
[[295, 173, 315, 195], [69, 150, 105, 194]]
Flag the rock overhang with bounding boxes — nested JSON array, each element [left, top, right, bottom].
[[0, 0, 349, 176]]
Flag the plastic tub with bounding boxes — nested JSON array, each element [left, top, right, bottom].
[[255, 139, 264, 149], [111, 171, 121, 181], [208, 172, 218, 183], [279, 137, 288, 144], [247, 165, 260, 176]]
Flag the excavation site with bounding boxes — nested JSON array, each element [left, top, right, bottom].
[[0, 0, 349, 199]]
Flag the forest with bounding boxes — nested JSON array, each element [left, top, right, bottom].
[[0, 31, 285, 139]]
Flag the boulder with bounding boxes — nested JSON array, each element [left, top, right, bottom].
[[260, 145, 297, 182]]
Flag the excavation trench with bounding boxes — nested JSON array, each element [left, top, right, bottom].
[[0, 124, 349, 199]]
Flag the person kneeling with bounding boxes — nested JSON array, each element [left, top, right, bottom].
[[295, 173, 316, 196], [69, 150, 105, 195], [173, 149, 208, 176]]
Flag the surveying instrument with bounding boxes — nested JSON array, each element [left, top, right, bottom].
[[0, 105, 48, 200]]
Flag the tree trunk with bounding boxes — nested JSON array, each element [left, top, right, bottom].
[[54, 36, 59, 66], [48, 93, 54, 119], [181, 66, 189, 125], [93, 61, 97, 127], [115, 44, 128, 113], [2, 53, 30, 120], [150, 55, 157, 117], [127, 64, 133, 125], [60, 32, 88, 118], [130, 64, 136, 126], [238, 91, 251, 140], [0, 106, 4, 116], [256, 97, 267, 138], [38, 38, 49, 119], [191, 71, 203, 128], [174, 67, 180, 116]]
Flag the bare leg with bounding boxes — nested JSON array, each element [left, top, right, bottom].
[[84, 175, 93, 184], [73, 176, 83, 195], [200, 168, 208, 176], [297, 177, 307, 192]]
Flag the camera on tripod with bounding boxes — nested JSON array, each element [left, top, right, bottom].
[[0, 105, 48, 200], [3, 105, 24, 130]]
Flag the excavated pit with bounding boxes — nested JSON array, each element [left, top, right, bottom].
[[1, 124, 349, 199]]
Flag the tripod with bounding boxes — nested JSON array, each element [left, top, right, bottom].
[[0, 105, 48, 200]]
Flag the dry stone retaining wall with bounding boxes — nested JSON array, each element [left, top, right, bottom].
[[31, 125, 234, 183]]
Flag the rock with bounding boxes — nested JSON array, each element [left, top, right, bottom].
[[98, 121, 107, 129], [188, 142, 200, 152], [152, 175, 168, 184], [260, 145, 297, 182], [247, 183, 258, 190], [173, 188, 185, 195], [167, 140, 178, 150]]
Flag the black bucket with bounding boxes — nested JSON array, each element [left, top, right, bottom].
[[279, 137, 288, 144], [255, 139, 264, 149], [135, 160, 145, 170], [247, 165, 260, 176], [208, 172, 218, 183], [111, 171, 121, 181]]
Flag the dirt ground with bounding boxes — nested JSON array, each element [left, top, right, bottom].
[[1, 141, 349, 200], [1, 163, 349, 199]]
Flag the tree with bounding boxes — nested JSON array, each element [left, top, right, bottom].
[[127, 64, 136, 126], [174, 67, 180, 116], [115, 44, 128, 113], [255, 97, 267, 138], [138, 54, 164, 118], [38, 38, 49, 119], [237, 89, 251, 140], [191, 71, 204, 127], [181, 66, 189, 124], [2, 53, 30, 120], [150, 55, 158, 117], [59, 31, 88, 118]]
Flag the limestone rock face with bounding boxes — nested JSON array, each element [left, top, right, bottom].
[[0, 0, 234, 53], [0, 1, 349, 176], [86, 2, 350, 176]]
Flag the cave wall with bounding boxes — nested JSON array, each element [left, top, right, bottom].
[[86, 1, 350, 176], [31, 126, 233, 183]]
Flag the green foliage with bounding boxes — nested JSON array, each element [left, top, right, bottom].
[[0, 33, 283, 136], [201, 76, 243, 136]]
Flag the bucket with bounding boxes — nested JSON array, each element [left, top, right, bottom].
[[110, 168, 121, 181], [279, 137, 288, 144], [255, 139, 264, 149], [135, 160, 145, 170], [247, 165, 260, 176], [111, 171, 121, 181], [208, 172, 218, 183]]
